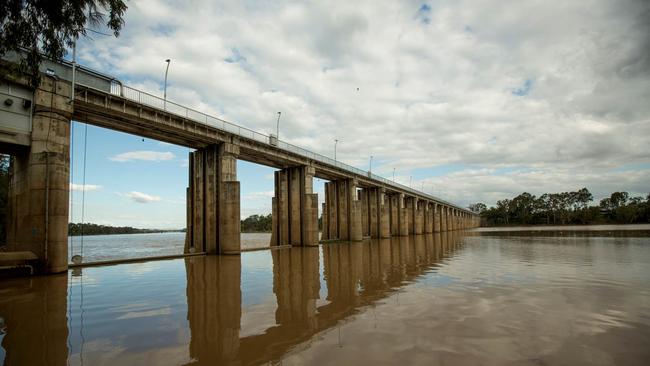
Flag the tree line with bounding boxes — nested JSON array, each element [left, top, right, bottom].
[[470, 188, 650, 226], [241, 214, 272, 232], [68, 223, 180, 236]]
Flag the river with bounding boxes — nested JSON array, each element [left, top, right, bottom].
[[66, 232, 272, 263], [1, 225, 649, 365]]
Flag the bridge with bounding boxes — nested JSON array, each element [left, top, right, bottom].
[[0, 53, 479, 273]]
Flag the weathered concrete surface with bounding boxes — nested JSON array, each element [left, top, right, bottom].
[[187, 142, 241, 254], [7, 77, 72, 273], [273, 166, 318, 247], [398, 194, 409, 236]]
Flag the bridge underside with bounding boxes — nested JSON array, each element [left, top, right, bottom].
[[1, 70, 480, 274]]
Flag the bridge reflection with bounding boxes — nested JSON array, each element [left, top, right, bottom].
[[184, 231, 464, 365], [0, 232, 464, 365]]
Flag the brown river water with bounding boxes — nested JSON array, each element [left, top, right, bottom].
[[1, 226, 650, 365]]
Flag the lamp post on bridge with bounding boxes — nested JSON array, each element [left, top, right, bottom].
[[276, 112, 281, 140], [163, 59, 171, 110], [393, 168, 395, 182], [369, 155, 373, 175], [334, 139, 338, 161]]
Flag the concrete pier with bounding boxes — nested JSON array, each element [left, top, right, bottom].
[[398, 194, 409, 236], [186, 142, 241, 254], [6, 77, 72, 273], [271, 166, 318, 247]]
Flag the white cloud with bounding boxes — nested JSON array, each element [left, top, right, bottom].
[[121, 191, 162, 203], [78, 0, 650, 208], [109, 151, 175, 162], [70, 183, 102, 192]]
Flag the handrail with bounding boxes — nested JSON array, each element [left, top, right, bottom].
[[74, 65, 472, 213]]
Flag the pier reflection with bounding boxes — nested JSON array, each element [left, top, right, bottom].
[[0, 274, 68, 366], [0, 232, 464, 365], [184, 231, 464, 365]]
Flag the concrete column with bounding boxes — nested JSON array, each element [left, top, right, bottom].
[[425, 202, 433, 234], [379, 189, 390, 239], [414, 199, 424, 235], [336, 180, 349, 240], [326, 181, 337, 239], [7, 77, 72, 273], [406, 196, 415, 234], [441, 206, 448, 232], [389, 194, 399, 236], [433, 203, 440, 233], [320, 201, 328, 240], [398, 193, 409, 236], [367, 188, 379, 238], [187, 142, 240, 254], [218, 143, 240, 253], [272, 166, 318, 246], [359, 189, 368, 237], [349, 180, 363, 241]]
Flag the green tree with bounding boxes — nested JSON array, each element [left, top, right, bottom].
[[0, 0, 127, 86], [511, 192, 536, 224], [468, 203, 487, 214]]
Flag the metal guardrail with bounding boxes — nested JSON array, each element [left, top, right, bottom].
[[85, 66, 469, 212]]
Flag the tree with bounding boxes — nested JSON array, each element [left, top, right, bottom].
[[511, 192, 536, 224], [468, 203, 487, 214], [609, 192, 629, 208], [0, 0, 127, 86]]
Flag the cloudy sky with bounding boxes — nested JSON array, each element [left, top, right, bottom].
[[69, 0, 650, 228]]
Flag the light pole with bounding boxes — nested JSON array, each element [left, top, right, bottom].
[[392, 168, 395, 182], [276, 112, 281, 140], [409, 176, 412, 187], [334, 139, 338, 161], [369, 155, 373, 174], [163, 59, 171, 110]]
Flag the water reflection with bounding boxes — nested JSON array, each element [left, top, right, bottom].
[[6, 229, 648, 365], [185, 232, 464, 365], [0, 274, 68, 365]]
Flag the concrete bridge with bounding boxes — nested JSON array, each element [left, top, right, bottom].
[[0, 54, 479, 273]]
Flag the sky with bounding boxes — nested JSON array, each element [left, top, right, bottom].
[[68, 0, 650, 229]]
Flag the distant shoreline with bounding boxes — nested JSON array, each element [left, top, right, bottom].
[[68, 230, 272, 237]]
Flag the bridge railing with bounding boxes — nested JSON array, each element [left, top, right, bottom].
[[104, 80, 466, 210]]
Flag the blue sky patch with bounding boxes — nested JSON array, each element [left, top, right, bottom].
[[512, 79, 533, 96], [416, 4, 432, 24], [224, 48, 247, 64]]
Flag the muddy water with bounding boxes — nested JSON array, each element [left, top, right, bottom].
[[66, 232, 272, 263], [2, 228, 650, 365]]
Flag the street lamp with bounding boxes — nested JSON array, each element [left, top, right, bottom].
[[369, 155, 373, 174], [164, 59, 171, 110], [392, 168, 395, 182], [334, 139, 338, 161], [276, 112, 281, 140]]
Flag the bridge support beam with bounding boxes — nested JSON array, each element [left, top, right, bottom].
[[441, 206, 448, 232], [398, 193, 409, 236], [321, 179, 362, 242], [358, 187, 390, 239], [389, 194, 399, 236], [379, 189, 391, 239], [425, 202, 434, 234], [414, 199, 424, 235], [186, 142, 240, 255], [7, 78, 72, 274], [272, 166, 318, 247]]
